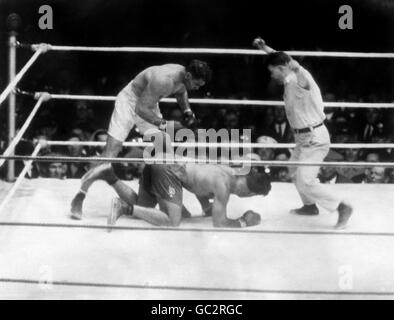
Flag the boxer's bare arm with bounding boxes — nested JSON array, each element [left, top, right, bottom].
[[174, 88, 192, 113], [211, 182, 242, 228], [135, 78, 173, 126], [196, 196, 213, 216]]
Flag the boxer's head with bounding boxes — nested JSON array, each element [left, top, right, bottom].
[[232, 168, 271, 197], [184, 59, 212, 90], [266, 51, 292, 83]]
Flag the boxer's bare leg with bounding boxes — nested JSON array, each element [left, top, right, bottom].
[[71, 135, 123, 220], [158, 198, 182, 227], [114, 179, 191, 221], [132, 205, 173, 226], [80, 135, 123, 193], [109, 181, 175, 227], [109, 200, 173, 227], [111, 180, 138, 206]]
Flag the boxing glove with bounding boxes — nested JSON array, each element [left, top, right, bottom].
[[239, 210, 261, 227], [182, 110, 199, 130]]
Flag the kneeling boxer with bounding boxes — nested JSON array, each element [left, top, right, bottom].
[[85, 162, 271, 228]]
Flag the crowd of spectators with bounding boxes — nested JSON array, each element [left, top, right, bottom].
[[0, 58, 393, 184]]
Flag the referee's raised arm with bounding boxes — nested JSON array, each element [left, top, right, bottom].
[[253, 37, 310, 89], [252, 37, 276, 53]]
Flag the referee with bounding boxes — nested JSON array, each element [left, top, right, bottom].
[[253, 37, 352, 229]]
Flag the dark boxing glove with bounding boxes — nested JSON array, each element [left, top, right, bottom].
[[182, 110, 199, 130], [158, 120, 184, 131], [239, 210, 261, 227]]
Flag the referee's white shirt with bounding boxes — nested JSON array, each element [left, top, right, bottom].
[[283, 66, 326, 130]]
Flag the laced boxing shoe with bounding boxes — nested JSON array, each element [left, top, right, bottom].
[[107, 197, 134, 232], [70, 163, 119, 220]]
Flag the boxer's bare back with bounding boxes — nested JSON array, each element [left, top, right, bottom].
[[180, 164, 232, 198], [131, 64, 187, 122], [177, 164, 258, 227]]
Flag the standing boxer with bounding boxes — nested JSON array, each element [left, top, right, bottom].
[[253, 37, 352, 229]]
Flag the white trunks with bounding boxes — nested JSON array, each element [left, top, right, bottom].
[[107, 81, 163, 142]]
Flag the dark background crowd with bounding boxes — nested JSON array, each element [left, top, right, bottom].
[[0, 0, 393, 184]]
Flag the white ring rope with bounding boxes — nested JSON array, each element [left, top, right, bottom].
[[0, 95, 48, 169], [47, 140, 394, 150], [0, 143, 41, 214], [29, 93, 394, 109], [0, 154, 393, 168], [27, 43, 394, 58], [0, 48, 44, 106]]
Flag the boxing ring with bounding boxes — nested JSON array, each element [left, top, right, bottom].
[[0, 41, 394, 299]]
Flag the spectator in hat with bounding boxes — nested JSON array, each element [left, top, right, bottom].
[[255, 135, 277, 161]]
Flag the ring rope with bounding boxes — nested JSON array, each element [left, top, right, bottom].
[[0, 95, 48, 169], [4, 42, 391, 298], [0, 144, 41, 214], [47, 140, 394, 150], [0, 48, 44, 106], [0, 154, 393, 168], [23, 43, 394, 58], [1, 221, 394, 237], [21, 91, 394, 109], [1, 277, 393, 296]]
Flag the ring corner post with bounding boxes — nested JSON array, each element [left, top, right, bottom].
[[7, 30, 18, 182]]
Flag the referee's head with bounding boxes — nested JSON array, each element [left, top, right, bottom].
[[266, 51, 292, 83]]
